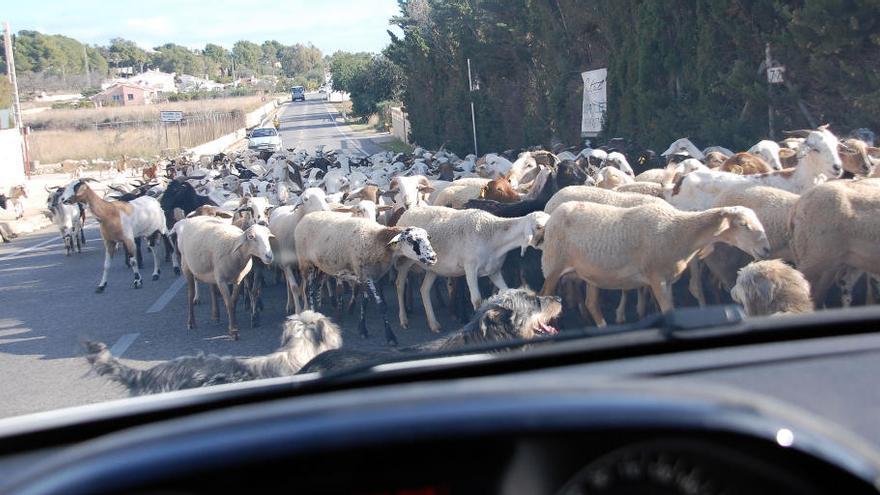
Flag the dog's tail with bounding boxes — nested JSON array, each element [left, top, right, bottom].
[[83, 341, 142, 390]]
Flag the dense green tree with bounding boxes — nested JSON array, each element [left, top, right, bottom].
[[232, 40, 263, 75], [107, 38, 149, 72]]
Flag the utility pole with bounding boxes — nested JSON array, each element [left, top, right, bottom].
[[467, 58, 478, 157], [765, 42, 774, 140], [3, 21, 23, 129], [83, 45, 91, 87]]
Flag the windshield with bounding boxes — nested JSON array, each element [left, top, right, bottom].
[[0, 0, 877, 417], [250, 128, 277, 138]]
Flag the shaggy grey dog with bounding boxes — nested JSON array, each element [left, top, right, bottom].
[[299, 288, 562, 374], [84, 311, 343, 396], [731, 260, 814, 316]]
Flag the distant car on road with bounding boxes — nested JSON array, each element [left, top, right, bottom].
[[291, 86, 306, 102], [247, 127, 282, 152]]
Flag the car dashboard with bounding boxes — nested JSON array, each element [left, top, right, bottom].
[[3, 319, 880, 494]]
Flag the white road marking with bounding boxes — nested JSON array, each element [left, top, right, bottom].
[[0, 236, 58, 262], [0, 220, 100, 263], [109, 333, 139, 357], [146, 277, 185, 313], [321, 101, 371, 156]]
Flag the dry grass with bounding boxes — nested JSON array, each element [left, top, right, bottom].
[[24, 96, 267, 131], [29, 112, 245, 163]]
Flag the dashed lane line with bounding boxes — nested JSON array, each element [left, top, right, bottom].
[[109, 333, 139, 358], [146, 277, 185, 314]]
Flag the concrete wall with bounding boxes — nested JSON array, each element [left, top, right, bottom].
[[0, 128, 26, 189], [190, 97, 284, 156], [390, 107, 411, 145]]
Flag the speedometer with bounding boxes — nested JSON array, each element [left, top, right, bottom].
[[557, 438, 817, 495]]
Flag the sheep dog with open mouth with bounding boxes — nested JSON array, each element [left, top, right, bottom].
[[84, 310, 343, 396], [299, 288, 562, 374]]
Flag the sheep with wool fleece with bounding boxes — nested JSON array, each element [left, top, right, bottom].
[[268, 187, 332, 314], [540, 202, 770, 326], [395, 205, 549, 332], [748, 140, 784, 170], [789, 178, 880, 305], [175, 216, 274, 340], [295, 212, 437, 346], [544, 185, 668, 214]]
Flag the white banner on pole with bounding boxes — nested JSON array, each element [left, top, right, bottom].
[[581, 68, 607, 137]]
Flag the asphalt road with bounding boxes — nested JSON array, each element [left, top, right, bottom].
[[0, 95, 450, 419]]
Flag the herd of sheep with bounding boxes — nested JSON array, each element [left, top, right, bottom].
[[42, 125, 880, 351]]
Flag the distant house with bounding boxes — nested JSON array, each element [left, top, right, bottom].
[[92, 83, 148, 107], [178, 74, 225, 92], [101, 70, 177, 100]]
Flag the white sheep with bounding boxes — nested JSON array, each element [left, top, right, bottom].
[[731, 260, 813, 316], [544, 185, 667, 214], [268, 187, 331, 314], [605, 151, 635, 176], [295, 212, 437, 346], [175, 216, 274, 340], [789, 178, 880, 305], [595, 166, 634, 189], [540, 202, 770, 326], [394, 206, 549, 332], [662, 137, 705, 160]]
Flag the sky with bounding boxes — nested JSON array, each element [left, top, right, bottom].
[[4, 0, 402, 54]]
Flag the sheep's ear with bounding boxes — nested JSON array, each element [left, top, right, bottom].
[[729, 164, 744, 175], [216, 211, 233, 219], [479, 186, 487, 198], [712, 215, 732, 237], [779, 148, 797, 159], [697, 243, 716, 259], [333, 206, 354, 213], [387, 233, 403, 247], [376, 205, 394, 212]]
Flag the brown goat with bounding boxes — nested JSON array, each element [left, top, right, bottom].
[[479, 176, 520, 203], [839, 139, 878, 177], [720, 152, 773, 175]]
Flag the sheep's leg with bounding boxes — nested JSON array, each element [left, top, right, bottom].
[[217, 282, 240, 340], [122, 237, 143, 289], [210, 284, 220, 322], [306, 269, 322, 310], [185, 270, 196, 329], [488, 271, 508, 291], [148, 232, 161, 281], [837, 267, 862, 308], [282, 265, 302, 314], [357, 282, 369, 339], [649, 278, 674, 314], [687, 260, 706, 306], [250, 262, 263, 327], [405, 273, 415, 315], [367, 277, 398, 346], [636, 288, 649, 320], [395, 261, 414, 329], [347, 283, 359, 314], [540, 268, 564, 298], [334, 279, 345, 322], [162, 234, 174, 263], [465, 266, 482, 310], [193, 281, 201, 305], [868, 275, 880, 305], [420, 271, 441, 333], [585, 285, 607, 327], [615, 290, 628, 324], [169, 233, 181, 276]]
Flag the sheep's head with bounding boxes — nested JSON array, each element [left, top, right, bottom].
[[786, 126, 843, 178], [705, 206, 770, 260], [521, 212, 550, 255], [387, 176, 433, 209], [596, 166, 633, 189], [605, 151, 634, 177], [235, 224, 274, 265], [298, 187, 330, 213], [61, 178, 96, 205], [388, 226, 437, 266]]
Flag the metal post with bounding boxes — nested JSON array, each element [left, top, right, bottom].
[[467, 58, 478, 156], [83, 45, 91, 87], [177, 121, 182, 149], [765, 42, 774, 140]]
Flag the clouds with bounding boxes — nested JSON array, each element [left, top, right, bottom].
[[8, 0, 400, 54]]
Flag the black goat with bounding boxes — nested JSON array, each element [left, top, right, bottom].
[[159, 179, 216, 264]]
